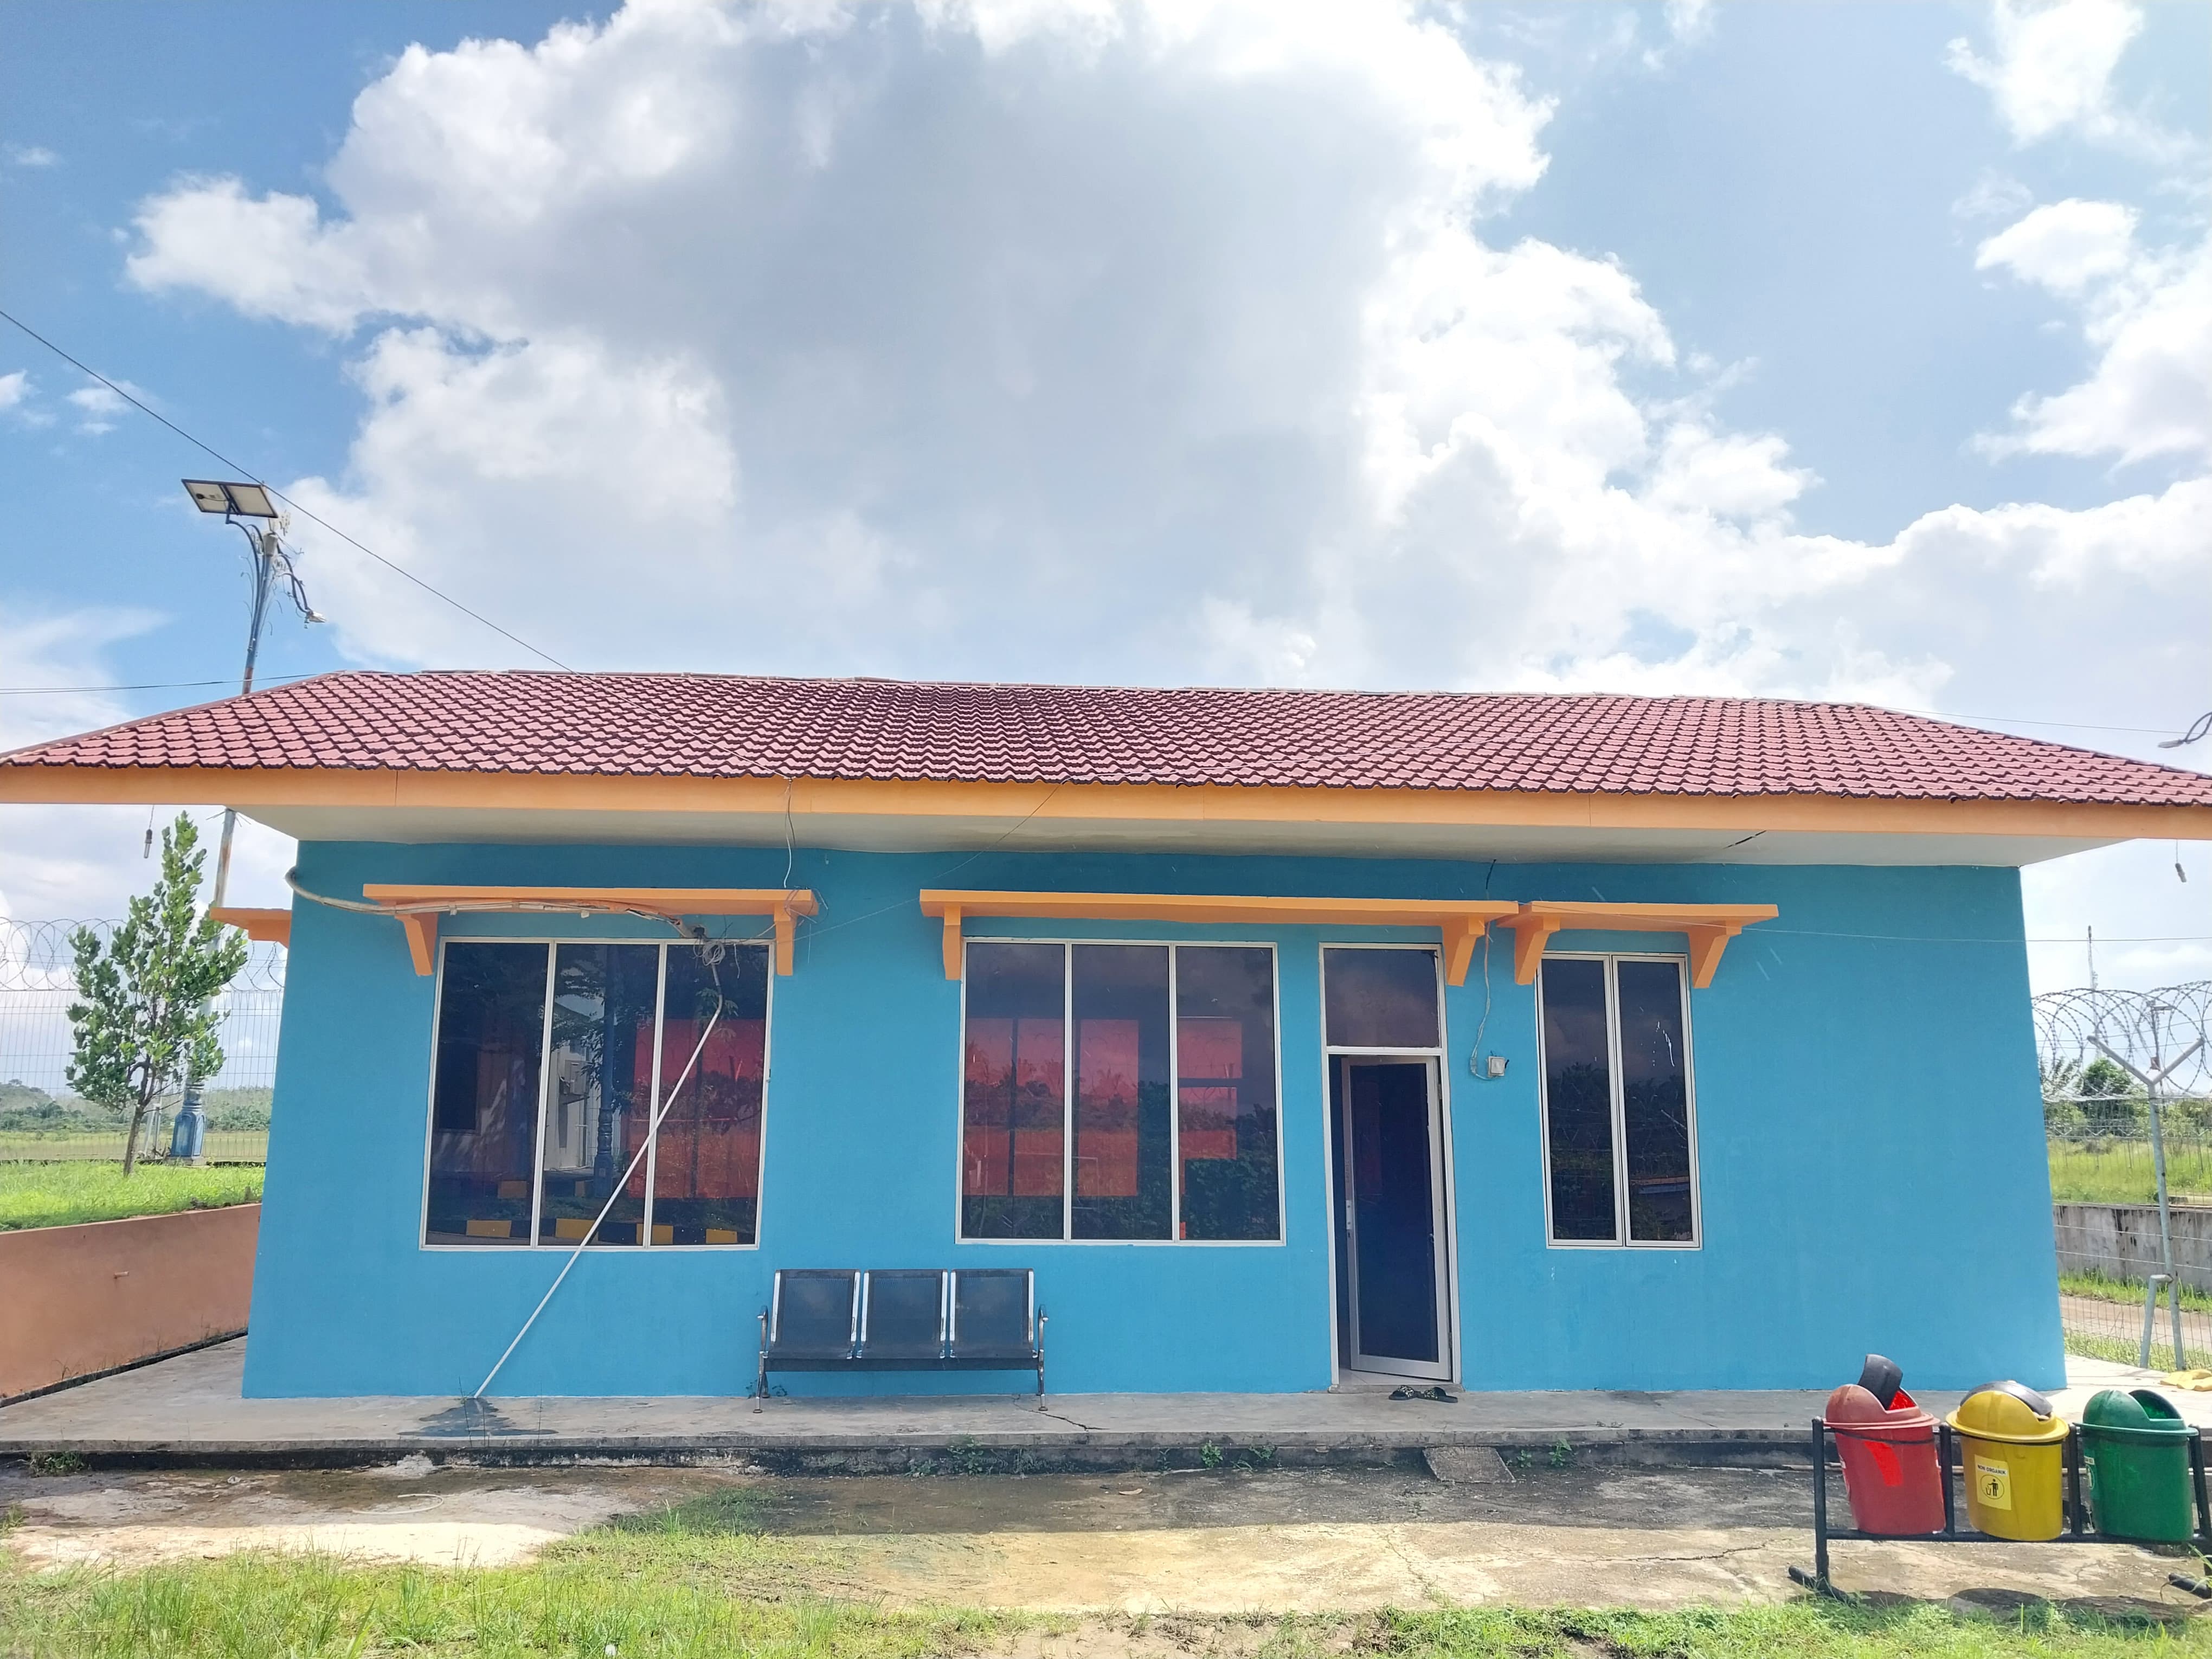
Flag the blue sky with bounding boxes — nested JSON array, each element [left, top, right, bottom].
[[2, 0, 2207, 992]]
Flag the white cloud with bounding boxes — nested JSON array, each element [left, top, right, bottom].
[[4, 144, 59, 168], [99, 0, 2212, 991], [1944, 0, 2182, 157], [0, 370, 27, 409], [66, 383, 128, 435], [1975, 200, 2211, 465]]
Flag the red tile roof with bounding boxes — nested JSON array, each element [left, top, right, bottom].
[[4, 671, 2209, 805]]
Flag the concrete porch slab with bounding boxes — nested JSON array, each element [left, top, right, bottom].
[[1, 1341, 2196, 1468]]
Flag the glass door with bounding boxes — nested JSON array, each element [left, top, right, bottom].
[[1336, 1055, 1450, 1379]]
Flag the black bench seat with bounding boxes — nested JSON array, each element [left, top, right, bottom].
[[756, 1269, 1046, 1410]]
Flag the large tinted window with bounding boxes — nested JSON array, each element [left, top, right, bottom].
[[1539, 957, 1616, 1242], [424, 937, 773, 1247], [1071, 945, 1172, 1240], [959, 941, 1282, 1243], [1176, 946, 1280, 1242], [427, 943, 548, 1246], [962, 943, 1067, 1239], [1617, 959, 1693, 1244], [1539, 956, 1700, 1248], [1322, 949, 1441, 1049], [655, 943, 770, 1245], [539, 943, 657, 1247]]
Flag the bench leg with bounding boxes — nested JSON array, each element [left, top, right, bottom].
[[755, 1309, 768, 1413], [1036, 1308, 1048, 1412]]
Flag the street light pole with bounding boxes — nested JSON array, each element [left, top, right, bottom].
[[176, 480, 321, 1163], [210, 516, 281, 911]]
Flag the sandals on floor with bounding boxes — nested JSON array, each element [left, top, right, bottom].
[[1388, 1384, 1459, 1402]]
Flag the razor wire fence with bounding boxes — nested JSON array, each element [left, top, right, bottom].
[[2038, 981, 2212, 1370], [0, 918, 284, 1165]]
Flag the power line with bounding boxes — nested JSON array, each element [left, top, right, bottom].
[[0, 306, 570, 671], [0, 673, 321, 697], [1892, 706, 2190, 739]]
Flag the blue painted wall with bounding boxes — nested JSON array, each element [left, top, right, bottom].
[[243, 839, 2062, 1398]]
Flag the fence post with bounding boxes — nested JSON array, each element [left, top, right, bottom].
[[2144, 1273, 2175, 1370]]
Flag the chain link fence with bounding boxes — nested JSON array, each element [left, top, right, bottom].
[[0, 919, 284, 1166], [2038, 981, 2212, 1372]]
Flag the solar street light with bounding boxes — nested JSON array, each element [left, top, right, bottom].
[[183, 478, 280, 519], [184, 481, 323, 910]]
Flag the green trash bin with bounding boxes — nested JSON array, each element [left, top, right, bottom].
[[2080, 1389, 2198, 1544]]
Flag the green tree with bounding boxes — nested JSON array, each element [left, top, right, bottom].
[[66, 815, 249, 1175], [2075, 1055, 2146, 1136]]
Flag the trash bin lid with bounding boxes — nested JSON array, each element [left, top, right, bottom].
[[2081, 1387, 2191, 1440], [1949, 1381, 2069, 1445], [1825, 1382, 1934, 1429]]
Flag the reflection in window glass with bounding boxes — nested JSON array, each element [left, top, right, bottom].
[[539, 944, 658, 1246], [427, 943, 549, 1246], [1617, 959, 1693, 1243], [1539, 957, 1617, 1242], [654, 943, 770, 1245], [962, 943, 1067, 1239], [1072, 945, 1171, 1239], [1539, 955, 1701, 1247], [1322, 949, 1441, 1049], [1175, 947, 1280, 1241]]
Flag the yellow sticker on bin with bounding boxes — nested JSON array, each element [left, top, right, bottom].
[[1974, 1458, 2013, 1511]]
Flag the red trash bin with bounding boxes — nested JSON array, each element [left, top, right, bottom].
[[1825, 1382, 1945, 1535]]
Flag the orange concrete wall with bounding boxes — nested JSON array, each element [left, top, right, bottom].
[[1, 1203, 258, 1400]]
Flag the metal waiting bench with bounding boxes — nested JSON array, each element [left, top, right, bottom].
[[756, 1268, 1046, 1411]]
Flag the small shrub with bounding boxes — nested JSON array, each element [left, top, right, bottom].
[[28, 1450, 87, 1475], [1199, 1441, 1223, 1469], [1547, 1438, 1573, 1469]]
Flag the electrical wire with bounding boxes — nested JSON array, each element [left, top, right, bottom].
[[0, 305, 570, 671], [474, 942, 731, 1399]]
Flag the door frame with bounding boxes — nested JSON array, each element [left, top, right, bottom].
[[1333, 1053, 1454, 1380], [1317, 943, 1460, 1387]]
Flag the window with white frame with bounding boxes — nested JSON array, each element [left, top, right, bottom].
[[1537, 954, 1699, 1247], [423, 938, 770, 1248], [959, 941, 1282, 1243]]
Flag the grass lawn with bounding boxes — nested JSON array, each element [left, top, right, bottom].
[[3, 1488, 2208, 1659], [2049, 1139, 2212, 1205], [0, 1161, 262, 1230], [2, 1552, 2208, 1659], [0, 1131, 268, 1164]]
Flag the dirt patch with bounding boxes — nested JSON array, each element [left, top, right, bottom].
[[0, 1459, 751, 1568], [2, 1457, 2205, 1616]]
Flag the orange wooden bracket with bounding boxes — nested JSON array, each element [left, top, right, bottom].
[[1498, 901, 1779, 988], [209, 906, 291, 947], [916, 891, 1517, 983], [360, 884, 820, 978]]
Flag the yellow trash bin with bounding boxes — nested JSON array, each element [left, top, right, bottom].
[[1946, 1382, 2070, 1541]]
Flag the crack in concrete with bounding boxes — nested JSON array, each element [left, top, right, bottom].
[[1037, 1408, 1101, 1433]]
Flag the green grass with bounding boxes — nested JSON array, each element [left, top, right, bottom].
[[0, 1161, 262, 1230], [2, 1549, 2208, 1658], [2062, 1270, 2212, 1315], [2049, 1139, 2212, 1205], [0, 1130, 268, 1164]]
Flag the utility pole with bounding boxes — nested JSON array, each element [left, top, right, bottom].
[[175, 480, 322, 1159]]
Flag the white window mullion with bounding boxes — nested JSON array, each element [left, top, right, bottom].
[[528, 942, 557, 1249], [1604, 956, 1630, 1246], [643, 942, 668, 1246], [1062, 942, 1075, 1243], [1167, 944, 1182, 1242]]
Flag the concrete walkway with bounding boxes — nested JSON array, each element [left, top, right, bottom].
[[1, 1340, 2199, 1466]]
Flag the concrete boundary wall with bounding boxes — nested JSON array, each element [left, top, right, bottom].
[[1, 1204, 258, 1401], [2054, 1201, 2212, 1292]]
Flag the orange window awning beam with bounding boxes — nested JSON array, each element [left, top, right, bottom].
[[209, 906, 292, 947], [916, 891, 1520, 985], [359, 884, 819, 977], [1496, 901, 1779, 988]]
